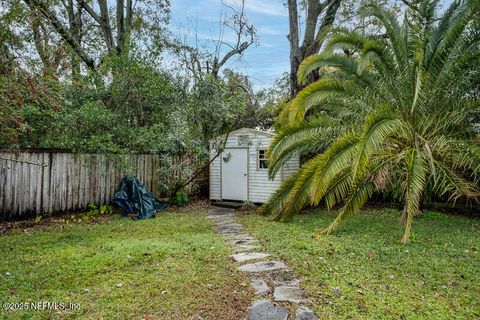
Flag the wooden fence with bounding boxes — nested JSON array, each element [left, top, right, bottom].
[[0, 150, 202, 220]]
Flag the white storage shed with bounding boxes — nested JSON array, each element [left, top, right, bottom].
[[209, 128, 300, 203]]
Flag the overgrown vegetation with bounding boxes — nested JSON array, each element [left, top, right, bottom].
[[240, 209, 480, 319], [262, 0, 480, 243], [0, 0, 286, 200]]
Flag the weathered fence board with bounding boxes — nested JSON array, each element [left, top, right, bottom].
[[0, 150, 201, 220]]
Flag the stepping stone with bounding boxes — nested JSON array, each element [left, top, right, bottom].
[[209, 218, 237, 223], [208, 208, 234, 214], [217, 228, 244, 234], [228, 238, 259, 245], [251, 276, 270, 295], [220, 232, 246, 238], [217, 226, 236, 229], [248, 300, 289, 320], [230, 252, 270, 263], [214, 219, 238, 225], [218, 227, 240, 232], [233, 245, 259, 252], [207, 213, 235, 218], [216, 223, 243, 227], [215, 223, 244, 230], [220, 230, 246, 236], [238, 261, 286, 273], [295, 306, 319, 320], [210, 212, 235, 216], [224, 234, 255, 240], [273, 286, 308, 304], [218, 230, 245, 236], [223, 234, 255, 240], [217, 229, 244, 234], [268, 270, 301, 286]]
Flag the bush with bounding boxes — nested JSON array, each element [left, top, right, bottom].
[[171, 190, 189, 206]]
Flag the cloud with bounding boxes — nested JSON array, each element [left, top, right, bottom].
[[168, 0, 290, 89], [260, 43, 281, 48], [222, 0, 288, 17], [257, 25, 285, 36]]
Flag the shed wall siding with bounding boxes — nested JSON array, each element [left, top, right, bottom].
[[209, 128, 300, 203], [283, 156, 300, 180], [248, 135, 282, 203], [209, 150, 221, 200]]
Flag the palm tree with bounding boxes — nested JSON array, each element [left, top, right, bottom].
[[261, 0, 480, 244]]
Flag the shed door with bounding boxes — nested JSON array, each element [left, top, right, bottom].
[[221, 148, 248, 201]]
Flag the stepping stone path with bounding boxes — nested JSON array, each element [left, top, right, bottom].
[[207, 207, 320, 320], [231, 252, 271, 263]]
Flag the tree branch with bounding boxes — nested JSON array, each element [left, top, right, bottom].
[[171, 130, 232, 197], [23, 0, 97, 71], [97, 0, 115, 54], [306, 0, 341, 56], [116, 0, 125, 53]]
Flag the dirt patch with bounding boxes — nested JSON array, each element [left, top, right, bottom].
[[196, 275, 252, 320], [0, 211, 119, 235], [0, 200, 215, 236], [167, 199, 213, 212]]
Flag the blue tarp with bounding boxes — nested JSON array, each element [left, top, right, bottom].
[[114, 176, 166, 219]]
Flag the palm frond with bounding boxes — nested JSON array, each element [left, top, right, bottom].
[[362, 2, 407, 67], [351, 107, 404, 182], [267, 116, 343, 178], [358, 39, 395, 75], [321, 167, 353, 209], [286, 78, 358, 122], [273, 156, 321, 221], [309, 131, 360, 205], [428, 0, 480, 74], [297, 53, 365, 86], [400, 148, 428, 244], [258, 170, 300, 216], [324, 28, 370, 53], [429, 136, 480, 183], [432, 160, 480, 203], [424, 0, 464, 67], [320, 178, 376, 236]]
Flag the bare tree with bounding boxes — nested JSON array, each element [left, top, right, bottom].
[[80, 0, 133, 56], [22, 0, 170, 73], [209, 0, 257, 78], [23, 0, 96, 71], [172, 0, 258, 80], [287, 0, 341, 97], [63, 0, 83, 78]]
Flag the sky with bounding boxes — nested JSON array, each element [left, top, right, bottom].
[[168, 0, 290, 90]]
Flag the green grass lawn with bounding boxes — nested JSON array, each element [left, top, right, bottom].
[[240, 208, 480, 320], [0, 211, 252, 320]]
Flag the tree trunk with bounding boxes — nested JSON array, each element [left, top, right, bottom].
[[66, 0, 83, 80], [97, 0, 115, 54], [170, 131, 232, 198], [124, 0, 133, 54], [287, 0, 342, 98], [116, 0, 125, 54], [287, 0, 300, 99], [23, 0, 96, 71], [31, 17, 50, 68]]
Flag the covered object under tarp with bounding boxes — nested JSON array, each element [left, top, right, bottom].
[[114, 176, 166, 219]]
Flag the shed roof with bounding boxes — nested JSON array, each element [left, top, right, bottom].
[[212, 128, 275, 141]]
